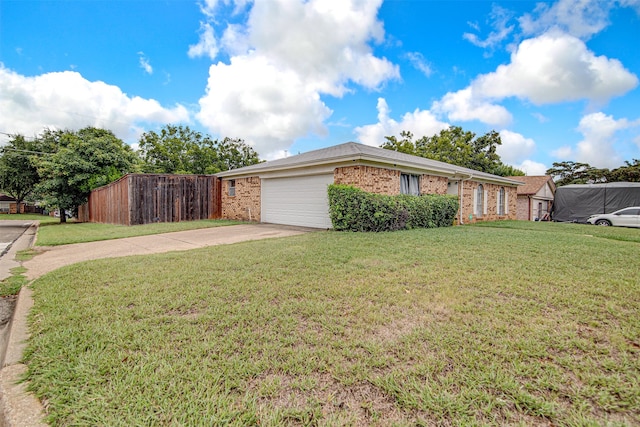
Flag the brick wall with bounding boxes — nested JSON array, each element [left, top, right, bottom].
[[334, 166, 400, 195], [516, 196, 530, 221], [334, 166, 449, 196], [221, 177, 261, 221], [460, 181, 518, 223], [420, 175, 448, 195]]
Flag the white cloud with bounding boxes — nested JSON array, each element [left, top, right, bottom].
[[531, 112, 549, 123], [552, 146, 574, 159], [195, 0, 400, 157], [574, 112, 634, 167], [405, 52, 432, 77], [188, 22, 219, 60], [244, 0, 397, 96], [354, 98, 449, 147], [620, 0, 640, 14], [519, 0, 614, 39], [432, 87, 512, 126], [138, 52, 153, 74], [549, 113, 640, 167], [474, 31, 638, 105], [497, 130, 536, 164], [463, 4, 515, 51], [0, 65, 189, 144], [516, 160, 548, 176], [196, 55, 332, 158]]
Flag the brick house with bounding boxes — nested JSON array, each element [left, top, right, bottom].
[[507, 176, 555, 221], [216, 142, 522, 229], [0, 193, 38, 214]]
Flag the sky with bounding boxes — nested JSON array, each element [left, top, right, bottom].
[[1, 0, 639, 175]]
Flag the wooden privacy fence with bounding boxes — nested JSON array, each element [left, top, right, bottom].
[[79, 174, 222, 225]]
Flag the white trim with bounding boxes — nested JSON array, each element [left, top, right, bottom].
[[483, 190, 488, 215], [505, 192, 509, 214], [473, 191, 478, 216]]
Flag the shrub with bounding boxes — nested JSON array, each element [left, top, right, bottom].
[[328, 185, 459, 232]]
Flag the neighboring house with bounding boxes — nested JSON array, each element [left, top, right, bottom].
[[217, 142, 522, 229], [0, 194, 14, 213], [507, 176, 556, 221], [0, 193, 38, 214]]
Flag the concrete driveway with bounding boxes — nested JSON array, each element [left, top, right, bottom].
[[23, 223, 312, 280]]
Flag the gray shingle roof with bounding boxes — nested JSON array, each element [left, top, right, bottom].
[[217, 141, 524, 185]]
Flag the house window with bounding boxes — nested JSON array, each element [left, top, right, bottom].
[[475, 184, 484, 217], [400, 174, 420, 195], [498, 187, 506, 215], [228, 179, 236, 196]]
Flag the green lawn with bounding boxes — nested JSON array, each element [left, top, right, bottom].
[[24, 222, 640, 426], [34, 219, 242, 246]]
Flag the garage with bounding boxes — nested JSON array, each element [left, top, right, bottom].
[[261, 174, 334, 228]]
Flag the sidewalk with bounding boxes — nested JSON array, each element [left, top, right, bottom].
[[1, 223, 312, 426]]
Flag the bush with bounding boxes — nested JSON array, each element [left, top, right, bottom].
[[328, 185, 459, 232]]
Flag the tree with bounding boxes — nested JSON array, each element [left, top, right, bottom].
[[546, 161, 608, 186], [0, 135, 42, 213], [547, 159, 640, 186], [35, 127, 139, 222], [609, 159, 640, 182], [381, 127, 524, 176], [138, 125, 260, 174]]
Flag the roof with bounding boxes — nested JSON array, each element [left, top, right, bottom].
[[507, 175, 555, 195], [0, 193, 16, 202], [558, 182, 640, 188], [218, 142, 524, 185]]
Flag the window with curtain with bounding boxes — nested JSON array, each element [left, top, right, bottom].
[[475, 184, 484, 217], [498, 187, 505, 215], [400, 174, 420, 195]]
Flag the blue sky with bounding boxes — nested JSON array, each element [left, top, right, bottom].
[[1, 0, 639, 174]]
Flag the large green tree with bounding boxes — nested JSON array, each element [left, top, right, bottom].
[[547, 159, 640, 186], [0, 135, 42, 213], [609, 159, 640, 182], [138, 125, 260, 174], [381, 128, 524, 176], [35, 127, 139, 222]]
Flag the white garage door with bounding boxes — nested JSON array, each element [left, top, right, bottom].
[[262, 174, 334, 228]]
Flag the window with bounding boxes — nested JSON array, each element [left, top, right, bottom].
[[400, 174, 420, 195], [475, 184, 484, 217], [498, 187, 506, 215], [228, 179, 236, 196], [616, 208, 640, 215]]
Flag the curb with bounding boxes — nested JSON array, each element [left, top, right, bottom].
[[0, 223, 46, 427]]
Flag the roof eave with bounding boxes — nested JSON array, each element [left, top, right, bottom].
[[218, 153, 523, 186]]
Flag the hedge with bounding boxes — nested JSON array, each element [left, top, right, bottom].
[[327, 184, 459, 232]]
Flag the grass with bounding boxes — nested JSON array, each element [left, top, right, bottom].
[[0, 250, 39, 296], [35, 219, 243, 246], [23, 222, 640, 426]]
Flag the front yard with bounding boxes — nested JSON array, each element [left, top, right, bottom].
[[24, 222, 639, 425]]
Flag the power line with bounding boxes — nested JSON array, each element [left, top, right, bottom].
[[0, 132, 39, 141], [1, 147, 53, 156]]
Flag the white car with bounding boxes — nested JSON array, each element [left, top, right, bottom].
[[586, 207, 640, 228]]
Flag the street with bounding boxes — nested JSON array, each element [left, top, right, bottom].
[[0, 220, 34, 257]]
